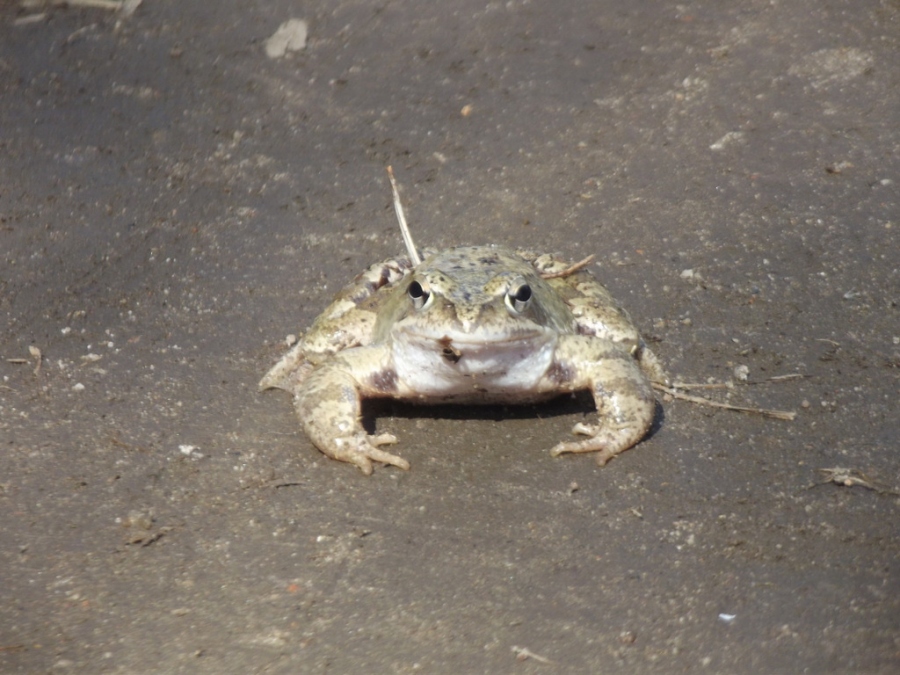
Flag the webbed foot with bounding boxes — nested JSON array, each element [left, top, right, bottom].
[[329, 432, 409, 475], [550, 422, 645, 466], [294, 352, 409, 474]]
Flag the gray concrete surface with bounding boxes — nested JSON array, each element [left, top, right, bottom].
[[1, 0, 898, 672]]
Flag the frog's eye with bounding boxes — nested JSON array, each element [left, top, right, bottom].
[[408, 280, 432, 310], [505, 282, 533, 313]]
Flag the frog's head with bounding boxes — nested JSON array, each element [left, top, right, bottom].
[[376, 246, 575, 390]]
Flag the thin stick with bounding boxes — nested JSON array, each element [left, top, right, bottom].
[[47, 0, 124, 9], [813, 468, 900, 495], [386, 166, 421, 266], [652, 383, 797, 421], [511, 646, 553, 664], [670, 373, 808, 390], [668, 381, 731, 390], [540, 254, 596, 279], [764, 373, 807, 382]]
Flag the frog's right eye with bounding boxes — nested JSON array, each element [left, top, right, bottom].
[[506, 282, 533, 313], [408, 280, 432, 310]]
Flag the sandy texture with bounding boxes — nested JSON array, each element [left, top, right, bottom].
[[1, 1, 898, 672]]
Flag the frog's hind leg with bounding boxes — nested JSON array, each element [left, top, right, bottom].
[[635, 342, 669, 386], [294, 359, 409, 475], [549, 339, 656, 466], [259, 341, 311, 392]]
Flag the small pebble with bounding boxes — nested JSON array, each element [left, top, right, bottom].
[[179, 444, 202, 458], [617, 630, 637, 644], [265, 19, 308, 59]]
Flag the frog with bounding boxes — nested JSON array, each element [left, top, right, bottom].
[[259, 244, 668, 475]]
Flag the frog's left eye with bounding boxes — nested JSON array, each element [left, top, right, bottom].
[[505, 282, 533, 313], [408, 280, 433, 310]]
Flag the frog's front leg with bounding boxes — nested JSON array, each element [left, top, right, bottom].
[[294, 347, 409, 475], [299, 257, 414, 358], [547, 336, 656, 466]]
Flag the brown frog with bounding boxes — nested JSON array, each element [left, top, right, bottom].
[[260, 243, 666, 474]]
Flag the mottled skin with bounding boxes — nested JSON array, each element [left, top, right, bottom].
[[260, 245, 667, 474]]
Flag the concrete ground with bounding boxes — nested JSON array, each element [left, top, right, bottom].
[[1, 0, 898, 672]]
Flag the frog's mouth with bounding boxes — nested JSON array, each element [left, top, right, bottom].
[[401, 328, 553, 362], [393, 328, 557, 397]]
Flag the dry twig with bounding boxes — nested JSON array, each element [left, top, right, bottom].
[[652, 383, 796, 421], [671, 373, 807, 390], [540, 254, 596, 279], [386, 166, 421, 266], [668, 381, 730, 390], [764, 373, 807, 383], [22, 0, 122, 10], [511, 645, 553, 664], [811, 468, 899, 495]]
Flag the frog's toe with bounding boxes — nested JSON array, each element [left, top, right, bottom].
[[364, 445, 410, 472], [332, 433, 409, 474], [550, 437, 618, 466], [549, 422, 642, 466], [346, 452, 375, 475], [571, 422, 600, 437]]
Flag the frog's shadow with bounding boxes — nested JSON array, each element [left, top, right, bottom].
[[362, 393, 666, 441]]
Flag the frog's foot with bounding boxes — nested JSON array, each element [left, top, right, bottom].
[[327, 432, 408, 475], [293, 352, 408, 474], [550, 422, 645, 466]]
